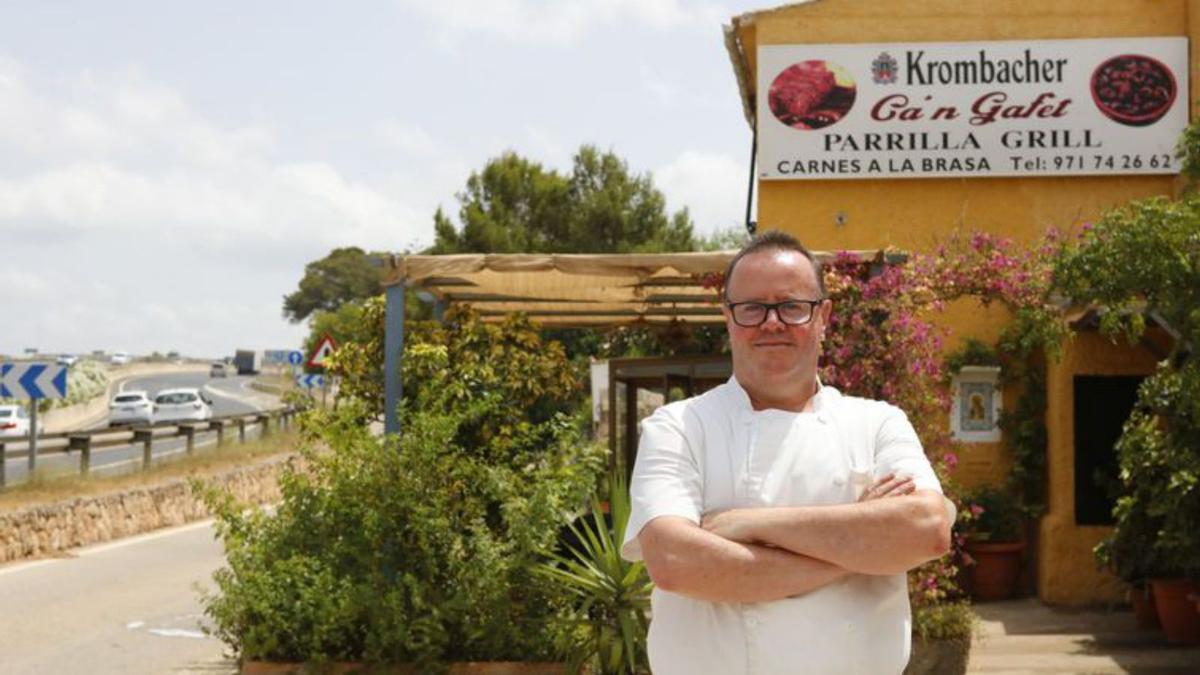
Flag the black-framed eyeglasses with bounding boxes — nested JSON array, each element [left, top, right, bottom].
[[725, 299, 824, 327]]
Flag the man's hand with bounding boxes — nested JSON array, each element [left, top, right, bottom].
[[700, 508, 755, 544], [857, 472, 915, 502], [702, 473, 914, 544]]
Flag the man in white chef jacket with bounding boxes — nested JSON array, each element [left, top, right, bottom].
[[621, 230, 954, 675]]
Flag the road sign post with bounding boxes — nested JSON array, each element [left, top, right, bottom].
[[0, 363, 68, 479], [29, 404, 37, 473]]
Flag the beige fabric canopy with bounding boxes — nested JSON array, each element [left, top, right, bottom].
[[382, 250, 886, 326]]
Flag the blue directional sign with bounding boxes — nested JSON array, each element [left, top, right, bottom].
[[0, 362, 68, 400], [295, 374, 325, 389], [265, 349, 307, 366]]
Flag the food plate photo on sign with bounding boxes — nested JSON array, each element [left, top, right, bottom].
[[1090, 54, 1177, 127]]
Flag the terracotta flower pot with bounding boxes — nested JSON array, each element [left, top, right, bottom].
[[1150, 578, 1200, 645], [964, 540, 1025, 602], [903, 636, 970, 675], [1129, 583, 1160, 629]]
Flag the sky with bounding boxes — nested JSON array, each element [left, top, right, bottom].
[[0, 0, 766, 359]]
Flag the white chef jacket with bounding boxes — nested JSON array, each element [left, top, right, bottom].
[[621, 376, 947, 675]]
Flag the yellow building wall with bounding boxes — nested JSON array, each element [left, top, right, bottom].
[[1040, 333, 1160, 604], [742, 0, 1190, 247], [735, 0, 1196, 604]]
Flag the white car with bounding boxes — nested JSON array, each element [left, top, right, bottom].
[[153, 388, 214, 424], [110, 351, 131, 365], [109, 391, 155, 426], [56, 354, 79, 367], [0, 405, 31, 439]]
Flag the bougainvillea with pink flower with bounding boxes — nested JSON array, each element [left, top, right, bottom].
[[819, 233, 1064, 619]]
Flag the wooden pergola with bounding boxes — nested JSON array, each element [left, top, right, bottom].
[[378, 249, 896, 434]]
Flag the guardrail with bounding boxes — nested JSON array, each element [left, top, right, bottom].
[[0, 407, 298, 489]]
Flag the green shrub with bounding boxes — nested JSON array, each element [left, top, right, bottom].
[[911, 601, 976, 641], [198, 398, 605, 668], [324, 302, 581, 430]]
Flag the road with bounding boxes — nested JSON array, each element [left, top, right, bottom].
[[107, 371, 266, 421], [0, 519, 235, 674], [3, 373, 278, 485]]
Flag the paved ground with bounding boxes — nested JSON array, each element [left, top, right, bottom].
[[969, 599, 1200, 674], [0, 520, 234, 674]]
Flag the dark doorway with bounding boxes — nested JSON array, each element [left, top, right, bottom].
[[1073, 375, 1143, 526]]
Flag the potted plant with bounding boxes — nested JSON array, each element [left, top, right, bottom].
[[904, 601, 976, 675], [539, 472, 652, 674], [960, 485, 1025, 602], [1055, 162, 1200, 645], [905, 518, 975, 675], [1094, 368, 1200, 644], [1093, 488, 1163, 629]]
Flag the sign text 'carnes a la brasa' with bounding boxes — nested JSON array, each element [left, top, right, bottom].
[[757, 37, 1188, 180]]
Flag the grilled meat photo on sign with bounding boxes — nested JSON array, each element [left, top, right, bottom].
[[769, 60, 857, 130]]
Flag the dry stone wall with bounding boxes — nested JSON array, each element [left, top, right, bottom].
[[0, 454, 293, 563]]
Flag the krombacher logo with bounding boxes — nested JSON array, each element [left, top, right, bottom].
[[906, 49, 1068, 86]]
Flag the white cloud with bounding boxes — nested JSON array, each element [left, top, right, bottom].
[[375, 121, 438, 157], [655, 149, 745, 237], [0, 269, 49, 296], [640, 64, 681, 106], [0, 58, 437, 357], [401, 0, 725, 45], [0, 67, 430, 250]]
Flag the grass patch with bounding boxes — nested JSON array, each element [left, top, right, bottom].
[[250, 371, 297, 396], [0, 429, 301, 513]]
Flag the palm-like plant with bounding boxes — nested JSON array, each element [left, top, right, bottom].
[[540, 472, 653, 674]]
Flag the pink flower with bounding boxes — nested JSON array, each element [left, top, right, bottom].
[[969, 504, 984, 517], [942, 452, 959, 471]]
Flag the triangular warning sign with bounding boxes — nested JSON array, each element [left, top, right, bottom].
[[307, 335, 337, 368]]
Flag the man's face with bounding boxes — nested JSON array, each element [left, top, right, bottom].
[[721, 249, 832, 392]]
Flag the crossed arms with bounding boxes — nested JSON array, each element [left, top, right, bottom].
[[638, 475, 952, 604]]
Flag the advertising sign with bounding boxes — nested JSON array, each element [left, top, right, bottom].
[[757, 37, 1188, 180]]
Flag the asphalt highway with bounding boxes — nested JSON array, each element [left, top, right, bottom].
[[2, 373, 276, 485], [0, 519, 235, 674]]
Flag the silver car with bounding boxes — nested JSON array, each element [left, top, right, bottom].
[[109, 391, 154, 426], [153, 388, 214, 424]]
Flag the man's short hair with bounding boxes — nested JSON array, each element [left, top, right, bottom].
[[723, 230, 827, 300]]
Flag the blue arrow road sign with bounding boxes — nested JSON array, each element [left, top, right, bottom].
[[288, 350, 303, 365], [0, 362, 68, 399], [295, 374, 325, 389]]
